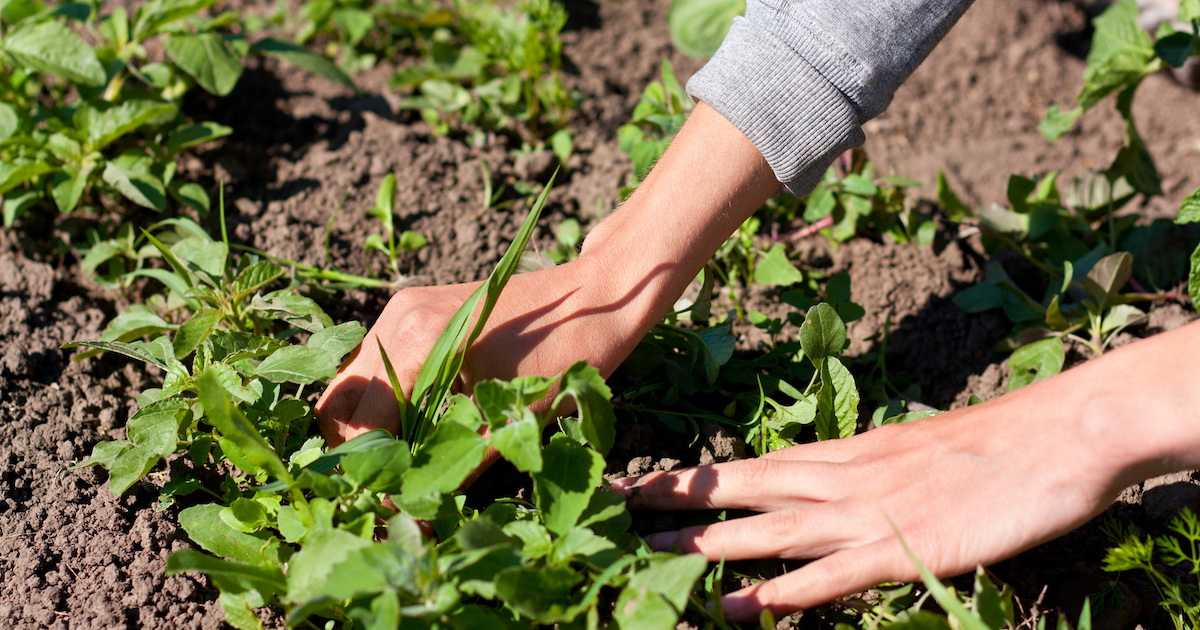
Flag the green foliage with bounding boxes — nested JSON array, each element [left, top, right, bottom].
[[364, 172, 428, 281], [0, 0, 353, 226], [1103, 508, 1200, 629], [293, 0, 454, 73], [618, 59, 692, 192], [801, 150, 932, 244], [389, 0, 573, 143], [667, 0, 744, 59]]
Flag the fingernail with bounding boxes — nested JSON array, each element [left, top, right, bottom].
[[644, 530, 679, 551], [609, 476, 638, 494]]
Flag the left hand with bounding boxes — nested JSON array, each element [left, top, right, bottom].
[[608, 325, 1200, 623]]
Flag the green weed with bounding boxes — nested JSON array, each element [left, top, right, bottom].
[[1104, 508, 1200, 629]]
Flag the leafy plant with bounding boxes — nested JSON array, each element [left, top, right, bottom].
[[617, 59, 692, 194], [365, 171, 428, 281], [1039, 0, 1200, 198], [389, 0, 573, 143], [293, 0, 453, 72], [667, 0, 743, 59], [1103, 508, 1200, 630], [799, 150, 932, 245], [0, 0, 354, 226]]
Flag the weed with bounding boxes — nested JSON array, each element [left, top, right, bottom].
[[365, 172, 429, 281], [0, 0, 353, 226], [1103, 508, 1200, 629]]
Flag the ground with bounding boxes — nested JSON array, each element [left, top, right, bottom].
[[1, 0, 1198, 627]]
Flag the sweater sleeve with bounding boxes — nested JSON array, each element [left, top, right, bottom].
[[686, 0, 976, 195]]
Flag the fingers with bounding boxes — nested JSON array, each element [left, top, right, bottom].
[[645, 502, 857, 561], [612, 457, 843, 512], [721, 540, 914, 622]]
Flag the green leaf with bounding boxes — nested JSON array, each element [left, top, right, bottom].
[[488, 412, 543, 473], [173, 307, 220, 359], [0, 160, 54, 196], [221, 498, 270, 533], [1181, 0, 1200, 22], [1, 19, 106, 86], [799, 302, 846, 365], [1039, 105, 1083, 142], [401, 420, 488, 497], [249, 38, 356, 92], [535, 434, 605, 535], [1155, 31, 1196, 67], [494, 565, 584, 624], [61, 338, 170, 368], [814, 357, 858, 440], [284, 527, 373, 604], [253, 346, 337, 384], [218, 591, 265, 630], [127, 398, 187, 457], [342, 440, 411, 494], [894, 529, 992, 630], [79, 100, 177, 150], [1083, 252, 1133, 311], [1008, 337, 1065, 391], [228, 260, 284, 302], [614, 554, 708, 629], [207, 331, 287, 364], [172, 236, 228, 279], [667, 0, 745, 59], [754, 244, 804, 286], [166, 549, 286, 596], [552, 361, 616, 455], [0, 103, 20, 142], [306, 321, 366, 364], [103, 154, 166, 210], [1175, 187, 1200, 224], [79, 440, 130, 470], [198, 370, 291, 482], [1190, 241, 1200, 309], [52, 163, 95, 213], [164, 33, 244, 96], [133, 0, 220, 40], [166, 121, 233, 156], [107, 443, 161, 495]]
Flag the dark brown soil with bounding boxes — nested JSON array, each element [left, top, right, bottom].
[[2, 0, 1198, 627]]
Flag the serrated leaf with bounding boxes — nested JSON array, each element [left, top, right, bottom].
[[165, 33, 244, 96], [249, 37, 356, 91], [1008, 337, 1065, 391], [198, 370, 290, 482], [228, 260, 284, 302], [253, 346, 337, 384], [535, 434, 605, 535], [342, 440, 411, 494], [552, 361, 615, 455], [401, 420, 488, 498], [754, 244, 804, 286], [800, 302, 846, 365], [1, 19, 105, 86], [173, 306, 220, 359], [1176, 187, 1200, 224], [306, 321, 366, 364], [207, 331, 288, 364]]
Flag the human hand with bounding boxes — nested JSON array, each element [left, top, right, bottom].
[[611, 321, 1200, 622]]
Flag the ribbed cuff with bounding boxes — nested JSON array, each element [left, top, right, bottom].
[[686, 16, 864, 197]]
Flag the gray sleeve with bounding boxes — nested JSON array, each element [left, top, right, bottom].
[[686, 0, 976, 195]]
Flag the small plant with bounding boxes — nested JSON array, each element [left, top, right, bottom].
[[800, 150, 932, 244], [293, 0, 452, 72], [0, 0, 354, 226], [365, 172, 428, 281], [1103, 508, 1200, 630], [618, 59, 692, 193], [1041, 0, 1198, 204], [666, 0, 744, 59], [389, 0, 574, 144]]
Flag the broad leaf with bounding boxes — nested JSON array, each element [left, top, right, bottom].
[[250, 38, 356, 91], [342, 440, 411, 494], [667, 0, 744, 59], [552, 361, 616, 455], [198, 370, 290, 482], [254, 346, 338, 384], [1, 19, 106, 86], [1008, 337, 1065, 391], [166, 549, 286, 596], [1083, 252, 1132, 311], [0, 160, 54, 195], [800, 302, 846, 365], [173, 306, 220, 359], [133, 0, 221, 40], [535, 434, 605, 535], [1175, 187, 1200, 225], [488, 412, 543, 473], [815, 357, 857, 440], [494, 565, 584, 624], [166, 121, 232, 156], [165, 33, 244, 96], [78, 100, 177, 150], [103, 153, 166, 210], [306, 321, 366, 364], [754, 244, 804, 286], [179, 504, 284, 567], [401, 420, 488, 497]]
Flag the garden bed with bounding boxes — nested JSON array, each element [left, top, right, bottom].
[[1, 0, 1198, 627]]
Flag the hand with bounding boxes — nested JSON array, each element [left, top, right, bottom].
[[315, 258, 646, 446], [612, 321, 1200, 622]]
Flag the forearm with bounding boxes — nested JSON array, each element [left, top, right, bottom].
[[575, 103, 780, 334]]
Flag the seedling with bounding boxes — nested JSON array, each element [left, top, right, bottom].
[[1104, 508, 1200, 630], [389, 0, 574, 143], [0, 0, 354, 225], [364, 172, 429, 281], [618, 59, 692, 194]]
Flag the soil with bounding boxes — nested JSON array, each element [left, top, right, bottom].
[[2, 0, 1199, 627]]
